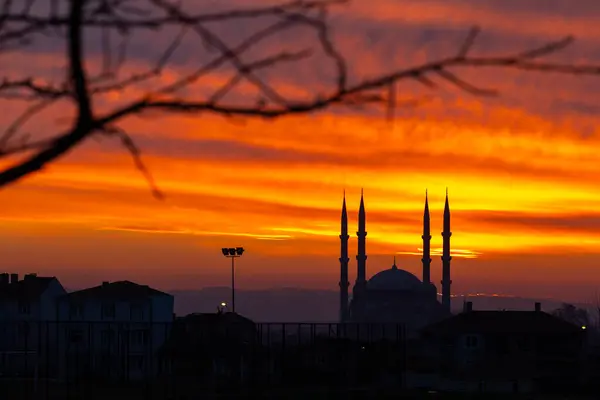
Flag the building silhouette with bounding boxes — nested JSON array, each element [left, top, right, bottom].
[[339, 190, 452, 333], [418, 301, 586, 393], [0, 276, 174, 382], [0, 273, 67, 378], [57, 281, 174, 381]]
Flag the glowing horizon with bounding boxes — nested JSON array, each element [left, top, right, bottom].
[[1, 0, 600, 303]]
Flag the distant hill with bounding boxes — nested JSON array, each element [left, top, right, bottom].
[[170, 287, 592, 322]]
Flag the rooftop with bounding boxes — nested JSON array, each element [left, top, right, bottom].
[[179, 312, 255, 326], [63, 280, 171, 301], [421, 310, 584, 335], [0, 275, 56, 301]]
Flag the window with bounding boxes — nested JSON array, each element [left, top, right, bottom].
[[17, 322, 29, 339], [101, 303, 115, 319], [465, 335, 479, 348], [496, 336, 509, 354], [101, 330, 115, 346], [517, 335, 530, 351], [130, 355, 144, 370], [131, 329, 149, 346], [130, 304, 144, 321], [69, 303, 83, 319], [18, 301, 30, 315], [99, 354, 112, 369], [69, 329, 83, 344]]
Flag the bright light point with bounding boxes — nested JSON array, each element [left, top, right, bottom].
[[221, 302, 227, 307], [582, 325, 587, 330]]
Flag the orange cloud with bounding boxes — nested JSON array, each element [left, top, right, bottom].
[[339, 0, 600, 41], [1, 0, 600, 303]]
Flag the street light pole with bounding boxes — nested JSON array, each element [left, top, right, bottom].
[[221, 247, 245, 313], [231, 255, 235, 313]]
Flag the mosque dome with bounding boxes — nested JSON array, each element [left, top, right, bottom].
[[367, 259, 423, 291]]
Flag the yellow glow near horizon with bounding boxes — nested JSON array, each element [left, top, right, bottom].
[[1, 0, 600, 298]]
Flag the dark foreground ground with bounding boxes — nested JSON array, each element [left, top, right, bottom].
[[0, 382, 597, 400]]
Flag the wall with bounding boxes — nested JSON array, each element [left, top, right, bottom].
[[0, 278, 66, 378], [55, 291, 174, 381]]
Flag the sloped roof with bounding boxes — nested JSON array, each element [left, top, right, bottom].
[[421, 311, 583, 336], [63, 280, 171, 301], [0, 276, 56, 301], [180, 312, 255, 325], [160, 312, 257, 357]]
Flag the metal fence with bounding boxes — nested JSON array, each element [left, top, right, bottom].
[[0, 321, 408, 399], [1, 320, 597, 399]]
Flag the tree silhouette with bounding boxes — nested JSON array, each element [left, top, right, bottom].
[[591, 292, 600, 330], [1, 0, 600, 197], [552, 303, 590, 328]]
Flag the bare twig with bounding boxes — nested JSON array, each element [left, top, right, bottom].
[[103, 125, 163, 199], [157, 17, 301, 95], [0, 0, 599, 197], [515, 36, 574, 60], [457, 26, 480, 59], [0, 135, 60, 157], [0, 99, 56, 149], [435, 69, 499, 97], [208, 49, 312, 104], [0, 78, 67, 98], [386, 82, 396, 122]]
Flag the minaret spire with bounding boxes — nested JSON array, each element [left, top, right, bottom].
[[422, 189, 432, 285], [441, 189, 452, 313], [339, 190, 350, 322], [355, 188, 368, 296]]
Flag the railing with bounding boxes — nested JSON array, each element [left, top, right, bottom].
[[0, 321, 408, 399], [0, 320, 595, 399]]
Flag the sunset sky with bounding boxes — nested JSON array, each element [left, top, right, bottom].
[[1, 0, 600, 303]]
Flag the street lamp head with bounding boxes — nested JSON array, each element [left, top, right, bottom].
[[236, 247, 245, 256], [228, 248, 236, 256], [221, 302, 227, 307], [221, 248, 229, 256]]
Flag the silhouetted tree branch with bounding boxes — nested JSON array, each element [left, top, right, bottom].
[[1, 0, 600, 198]]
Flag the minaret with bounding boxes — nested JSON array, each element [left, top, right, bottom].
[[339, 191, 350, 322], [441, 188, 452, 313], [355, 189, 367, 295], [422, 190, 432, 285]]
